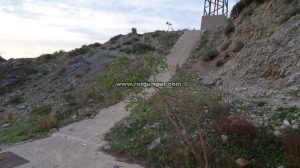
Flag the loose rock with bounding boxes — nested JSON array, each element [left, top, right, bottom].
[[236, 158, 250, 167], [147, 138, 161, 150], [221, 135, 229, 143], [49, 128, 58, 134], [2, 123, 11, 128]]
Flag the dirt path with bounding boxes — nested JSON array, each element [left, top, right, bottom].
[[3, 30, 201, 168]]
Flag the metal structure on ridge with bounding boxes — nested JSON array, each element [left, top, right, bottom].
[[203, 0, 229, 17]]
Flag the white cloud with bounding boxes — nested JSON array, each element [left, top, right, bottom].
[[0, 0, 237, 59]]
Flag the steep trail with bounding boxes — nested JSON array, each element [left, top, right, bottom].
[[3, 30, 201, 168]]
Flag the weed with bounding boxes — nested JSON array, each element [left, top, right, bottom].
[[193, 30, 221, 62], [214, 115, 286, 167], [256, 100, 267, 107], [106, 84, 230, 167], [221, 40, 232, 51], [158, 31, 183, 50], [131, 43, 154, 54], [281, 130, 300, 167], [8, 95, 24, 104], [279, 7, 300, 24], [30, 105, 52, 115], [232, 40, 244, 52], [216, 59, 225, 67], [224, 20, 235, 36], [33, 112, 58, 132], [195, 48, 219, 62], [270, 107, 299, 127], [3, 110, 12, 123], [151, 31, 162, 38], [109, 34, 123, 44], [230, 0, 266, 20]]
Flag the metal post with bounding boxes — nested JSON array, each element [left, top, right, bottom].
[[203, 0, 228, 17]]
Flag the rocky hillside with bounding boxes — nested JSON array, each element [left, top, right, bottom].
[[196, 0, 300, 97], [105, 1, 300, 168], [0, 30, 183, 143], [193, 0, 300, 120]]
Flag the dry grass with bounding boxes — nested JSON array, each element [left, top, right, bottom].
[[215, 116, 256, 145], [8, 95, 23, 104], [224, 20, 235, 36], [281, 131, 300, 167], [33, 112, 58, 132], [3, 110, 12, 123], [221, 40, 232, 51], [230, 0, 266, 20], [153, 87, 231, 167]]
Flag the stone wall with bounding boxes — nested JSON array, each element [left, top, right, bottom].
[[201, 15, 228, 30]]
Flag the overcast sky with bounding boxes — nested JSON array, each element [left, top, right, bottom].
[[0, 0, 237, 59]]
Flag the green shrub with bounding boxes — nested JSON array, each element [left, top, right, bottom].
[[280, 7, 300, 24], [30, 105, 52, 115], [224, 20, 235, 36], [158, 31, 182, 49], [106, 85, 232, 167], [69, 46, 90, 57], [2, 110, 12, 123], [205, 49, 219, 61], [232, 40, 244, 52], [216, 59, 225, 67], [256, 100, 267, 107], [151, 31, 162, 38], [33, 113, 58, 132], [230, 0, 266, 20], [195, 48, 219, 62], [132, 43, 154, 54], [109, 34, 123, 44], [98, 53, 166, 103]]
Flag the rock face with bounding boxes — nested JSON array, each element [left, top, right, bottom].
[[195, 0, 300, 110], [198, 0, 300, 85], [225, 0, 300, 87]]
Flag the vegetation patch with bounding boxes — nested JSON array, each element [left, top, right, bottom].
[[158, 31, 183, 50], [224, 19, 235, 36], [69, 43, 99, 57], [232, 40, 244, 53], [230, 0, 266, 20], [106, 85, 231, 168], [131, 43, 154, 54], [105, 55, 296, 167], [269, 107, 300, 128], [256, 100, 267, 107], [0, 105, 56, 144]]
